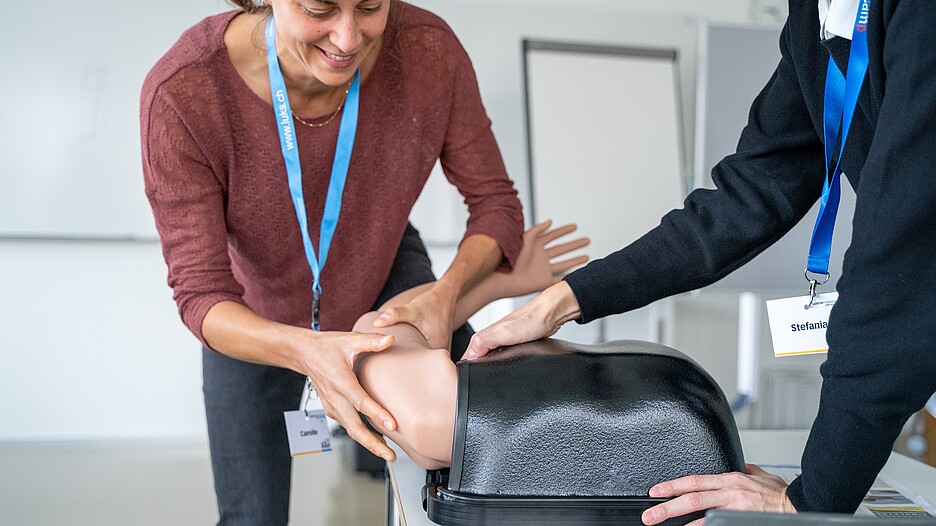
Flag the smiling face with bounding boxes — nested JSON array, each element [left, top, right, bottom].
[[268, 0, 389, 89]]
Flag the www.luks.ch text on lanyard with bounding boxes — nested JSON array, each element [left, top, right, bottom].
[[804, 0, 870, 308], [265, 16, 360, 331]]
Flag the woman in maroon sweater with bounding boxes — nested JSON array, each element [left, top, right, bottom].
[[141, 0, 522, 522]]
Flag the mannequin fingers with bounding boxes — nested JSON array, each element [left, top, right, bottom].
[[546, 237, 591, 258], [529, 219, 553, 235], [550, 255, 589, 274], [539, 223, 578, 244], [522, 220, 553, 245]]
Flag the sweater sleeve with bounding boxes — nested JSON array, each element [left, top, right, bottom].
[[563, 19, 826, 322], [786, 0, 936, 512], [438, 33, 524, 271], [141, 87, 246, 345]]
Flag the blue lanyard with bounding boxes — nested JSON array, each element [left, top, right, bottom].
[[265, 17, 361, 330], [805, 0, 870, 299]]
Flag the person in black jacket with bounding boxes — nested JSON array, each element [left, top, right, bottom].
[[464, 0, 936, 522]]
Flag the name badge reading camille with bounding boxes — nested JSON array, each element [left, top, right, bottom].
[[283, 409, 332, 456], [283, 379, 332, 456], [766, 292, 838, 357]]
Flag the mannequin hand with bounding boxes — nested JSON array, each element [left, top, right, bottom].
[[298, 330, 399, 461], [373, 284, 457, 349], [496, 220, 589, 298], [463, 280, 581, 360], [641, 464, 796, 526]]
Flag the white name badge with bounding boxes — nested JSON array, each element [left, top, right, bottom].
[[283, 409, 332, 456], [283, 378, 333, 456], [766, 292, 838, 357]]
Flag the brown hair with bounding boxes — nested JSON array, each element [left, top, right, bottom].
[[226, 0, 271, 14]]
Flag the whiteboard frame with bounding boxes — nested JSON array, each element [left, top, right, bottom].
[[521, 39, 687, 223], [521, 39, 686, 343]]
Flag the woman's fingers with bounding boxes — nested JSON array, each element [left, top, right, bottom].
[[373, 305, 406, 327], [311, 332, 399, 461], [745, 464, 769, 477], [319, 372, 396, 461], [346, 379, 397, 432], [343, 333, 397, 429], [550, 255, 589, 274], [643, 473, 735, 525], [651, 474, 732, 497], [539, 223, 578, 244], [464, 312, 537, 360], [642, 468, 793, 525], [340, 405, 396, 462], [325, 371, 397, 459], [546, 237, 590, 258], [643, 490, 727, 525]]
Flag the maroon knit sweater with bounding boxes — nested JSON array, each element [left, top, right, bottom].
[[140, 3, 523, 344]]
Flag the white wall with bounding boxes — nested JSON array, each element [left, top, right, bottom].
[[0, 0, 787, 442], [0, 240, 205, 441], [409, 0, 762, 221]]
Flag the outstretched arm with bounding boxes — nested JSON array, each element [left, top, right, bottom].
[[353, 221, 588, 469]]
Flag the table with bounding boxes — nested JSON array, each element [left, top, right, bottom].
[[385, 430, 936, 526]]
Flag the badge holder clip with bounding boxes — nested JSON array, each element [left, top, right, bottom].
[[283, 377, 333, 456], [804, 270, 830, 310]]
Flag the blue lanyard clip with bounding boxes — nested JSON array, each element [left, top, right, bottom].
[[804, 270, 830, 310]]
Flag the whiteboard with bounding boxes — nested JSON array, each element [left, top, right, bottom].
[[695, 24, 855, 292], [525, 41, 685, 265], [0, 1, 230, 239]]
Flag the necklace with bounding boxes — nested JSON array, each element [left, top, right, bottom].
[[291, 83, 352, 128]]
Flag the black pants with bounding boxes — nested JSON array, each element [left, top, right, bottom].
[[203, 223, 473, 525]]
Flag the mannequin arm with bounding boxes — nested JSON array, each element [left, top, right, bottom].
[[353, 221, 588, 468]]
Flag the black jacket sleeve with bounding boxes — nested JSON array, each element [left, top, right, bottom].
[[787, 0, 936, 512], [564, 19, 825, 321]]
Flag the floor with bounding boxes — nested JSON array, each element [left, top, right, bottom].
[[0, 436, 386, 526], [2, 418, 932, 526]]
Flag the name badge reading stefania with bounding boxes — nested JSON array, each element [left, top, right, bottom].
[[766, 293, 838, 357]]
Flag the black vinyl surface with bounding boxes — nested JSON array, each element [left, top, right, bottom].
[[426, 484, 704, 525], [449, 339, 744, 497]]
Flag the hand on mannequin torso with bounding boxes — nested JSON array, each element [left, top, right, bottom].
[[353, 221, 589, 468]]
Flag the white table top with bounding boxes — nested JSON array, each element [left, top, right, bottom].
[[386, 429, 936, 526]]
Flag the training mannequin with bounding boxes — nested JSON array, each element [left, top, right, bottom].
[[353, 221, 588, 469]]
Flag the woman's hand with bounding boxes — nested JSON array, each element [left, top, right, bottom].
[[464, 280, 582, 360], [295, 330, 400, 462], [462, 220, 588, 360], [373, 284, 458, 349], [375, 233, 502, 349], [497, 220, 589, 298], [641, 464, 796, 526], [201, 302, 401, 460]]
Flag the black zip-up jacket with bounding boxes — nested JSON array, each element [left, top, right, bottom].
[[564, 0, 936, 512]]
